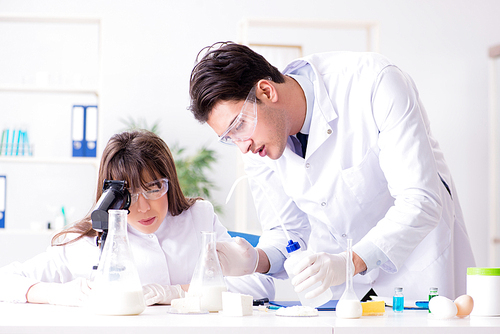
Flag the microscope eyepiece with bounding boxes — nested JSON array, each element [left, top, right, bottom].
[[91, 180, 131, 232]]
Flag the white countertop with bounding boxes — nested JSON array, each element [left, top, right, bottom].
[[1, 302, 499, 334]]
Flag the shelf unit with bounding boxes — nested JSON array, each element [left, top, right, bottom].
[[0, 13, 102, 166], [0, 14, 102, 230], [0, 13, 102, 168]]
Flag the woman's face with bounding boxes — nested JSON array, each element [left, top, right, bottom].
[[126, 178, 169, 234]]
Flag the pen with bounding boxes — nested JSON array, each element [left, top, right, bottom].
[[267, 305, 281, 310], [253, 297, 269, 306]]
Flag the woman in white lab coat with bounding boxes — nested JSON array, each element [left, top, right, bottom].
[[0, 130, 274, 306], [189, 43, 475, 301]]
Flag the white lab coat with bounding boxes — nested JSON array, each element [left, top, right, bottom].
[[244, 51, 475, 301], [0, 200, 274, 303]]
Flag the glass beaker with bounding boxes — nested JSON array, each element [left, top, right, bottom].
[[335, 239, 362, 319], [87, 210, 145, 315], [188, 231, 227, 312]]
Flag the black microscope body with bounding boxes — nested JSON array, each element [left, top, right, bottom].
[[91, 180, 131, 254]]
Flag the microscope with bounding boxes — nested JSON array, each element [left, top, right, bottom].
[[91, 180, 131, 255]]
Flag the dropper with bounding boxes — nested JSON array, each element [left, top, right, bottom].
[[226, 175, 294, 245]]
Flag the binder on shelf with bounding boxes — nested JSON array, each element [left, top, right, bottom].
[[85, 106, 98, 157], [0, 175, 6, 228], [0, 129, 31, 156], [72, 106, 85, 157], [72, 105, 98, 157]]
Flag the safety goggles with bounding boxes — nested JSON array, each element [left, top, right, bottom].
[[130, 178, 169, 205], [218, 86, 258, 145]]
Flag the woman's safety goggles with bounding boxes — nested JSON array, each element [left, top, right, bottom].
[[130, 178, 169, 205], [218, 86, 258, 145]]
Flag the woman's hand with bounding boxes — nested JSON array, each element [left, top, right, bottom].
[[27, 278, 92, 306]]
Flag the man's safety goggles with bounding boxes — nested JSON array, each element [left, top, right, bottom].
[[218, 86, 258, 145]]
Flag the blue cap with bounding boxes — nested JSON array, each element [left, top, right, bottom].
[[286, 240, 301, 253]]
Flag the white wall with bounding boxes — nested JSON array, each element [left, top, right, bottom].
[[1, 0, 499, 267]]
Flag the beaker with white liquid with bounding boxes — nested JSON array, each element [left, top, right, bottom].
[[188, 231, 227, 312], [87, 209, 145, 315]]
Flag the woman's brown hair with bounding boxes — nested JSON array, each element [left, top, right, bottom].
[[52, 130, 200, 246]]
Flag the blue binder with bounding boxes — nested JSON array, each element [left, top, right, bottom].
[[0, 175, 6, 228], [72, 105, 98, 157]]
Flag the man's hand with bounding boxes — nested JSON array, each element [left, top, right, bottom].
[[143, 283, 185, 306], [216, 237, 259, 276], [291, 252, 350, 299]]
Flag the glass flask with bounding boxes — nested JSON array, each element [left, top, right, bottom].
[[188, 231, 227, 312], [335, 239, 362, 319], [87, 210, 145, 315]]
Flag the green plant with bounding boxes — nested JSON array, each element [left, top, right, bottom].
[[171, 144, 221, 213], [119, 117, 220, 212]]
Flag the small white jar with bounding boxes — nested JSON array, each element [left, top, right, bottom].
[[466, 267, 500, 316]]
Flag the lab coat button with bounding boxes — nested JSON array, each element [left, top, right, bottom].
[[321, 202, 327, 207], [376, 260, 382, 266], [342, 233, 347, 237], [305, 163, 311, 169], [327, 129, 332, 135]]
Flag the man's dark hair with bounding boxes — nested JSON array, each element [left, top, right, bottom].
[[189, 41, 285, 123]]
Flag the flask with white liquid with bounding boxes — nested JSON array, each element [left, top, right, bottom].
[[87, 210, 145, 315], [284, 240, 333, 308], [335, 239, 362, 319], [188, 231, 228, 312]]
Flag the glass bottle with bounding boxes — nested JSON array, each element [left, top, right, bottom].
[[188, 231, 227, 312], [393, 287, 404, 313], [284, 240, 333, 308], [87, 210, 145, 315], [335, 239, 363, 318], [428, 287, 438, 313]]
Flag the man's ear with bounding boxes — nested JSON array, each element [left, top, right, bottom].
[[256, 79, 278, 103]]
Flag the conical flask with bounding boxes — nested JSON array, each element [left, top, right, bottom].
[[87, 210, 146, 315], [335, 239, 362, 318], [188, 231, 227, 312]]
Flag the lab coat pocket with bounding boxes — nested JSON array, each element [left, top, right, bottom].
[[404, 220, 451, 272], [341, 149, 388, 207]]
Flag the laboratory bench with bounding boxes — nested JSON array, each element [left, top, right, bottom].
[[1, 302, 499, 334]]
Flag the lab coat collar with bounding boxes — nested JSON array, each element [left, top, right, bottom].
[[127, 213, 169, 238], [283, 58, 337, 159]]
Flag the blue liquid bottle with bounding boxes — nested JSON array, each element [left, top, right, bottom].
[[393, 287, 404, 313]]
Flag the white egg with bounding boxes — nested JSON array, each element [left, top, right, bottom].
[[429, 296, 458, 319]]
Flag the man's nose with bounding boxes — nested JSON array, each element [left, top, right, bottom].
[[235, 139, 252, 154]]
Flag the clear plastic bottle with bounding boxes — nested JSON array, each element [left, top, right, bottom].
[[393, 287, 404, 313], [283, 240, 333, 309], [428, 287, 438, 313]]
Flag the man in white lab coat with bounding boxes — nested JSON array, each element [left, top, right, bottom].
[[189, 42, 475, 301]]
